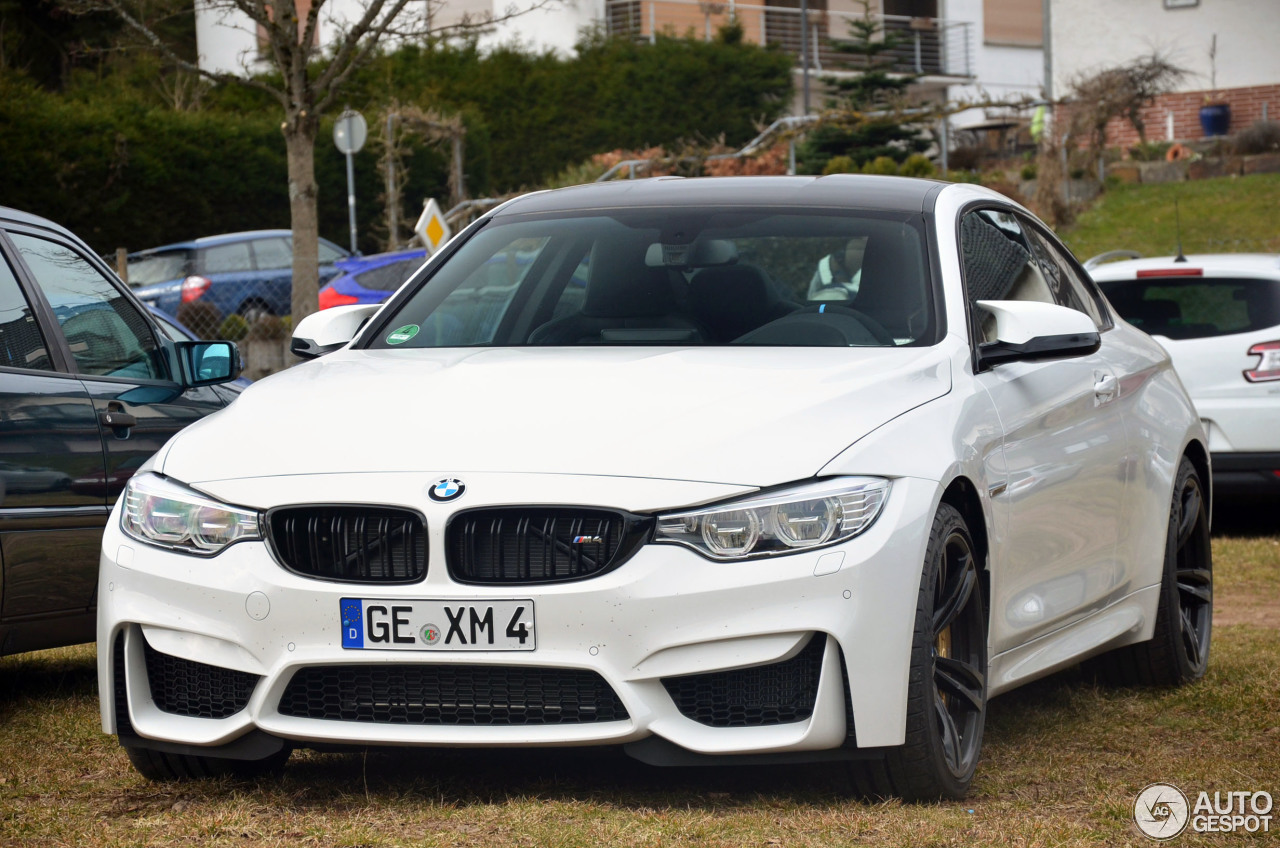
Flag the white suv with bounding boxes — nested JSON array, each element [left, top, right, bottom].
[[1089, 253, 1280, 495]]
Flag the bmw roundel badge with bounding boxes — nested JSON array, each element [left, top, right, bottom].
[[429, 477, 466, 502]]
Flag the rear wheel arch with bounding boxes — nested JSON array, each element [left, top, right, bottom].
[[1182, 438, 1212, 525]]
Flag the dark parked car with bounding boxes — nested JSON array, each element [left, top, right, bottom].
[[128, 230, 349, 321], [0, 206, 244, 657], [318, 247, 427, 309], [146, 305, 253, 390]]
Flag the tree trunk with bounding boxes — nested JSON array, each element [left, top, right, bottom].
[[284, 115, 321, 325]]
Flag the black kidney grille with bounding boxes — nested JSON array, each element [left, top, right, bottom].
[[268, 506, 427, 583], [277, 664, 629, 725], [448, 508, 650, 584], [661, 634, 825, 728], [142, 638, 259, 719]]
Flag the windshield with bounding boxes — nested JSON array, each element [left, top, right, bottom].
[[365, 208, 933, 349], [1099, 277, 1280, 339]]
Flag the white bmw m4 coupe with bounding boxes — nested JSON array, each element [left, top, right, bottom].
[[98, 176, 1212, 800]]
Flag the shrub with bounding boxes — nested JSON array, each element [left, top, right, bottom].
[[948, 145, 983, 171], [862, 155, 900, 175], [174, 302, 223, 340], [822, 155, 857, 175], [218, 313, 250, 342], [246, 314, 290, 341], [1129, 141, 1173, 162], [1232, 121, 1280, 155], [899, 153, 936, 177], [1020, 162, 1038, 180]]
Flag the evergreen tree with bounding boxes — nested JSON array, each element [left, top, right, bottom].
[[797, 0, 930, 175]]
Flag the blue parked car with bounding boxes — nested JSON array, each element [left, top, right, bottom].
[[318, 247, 427, 309], [128, 230, 349, 320]]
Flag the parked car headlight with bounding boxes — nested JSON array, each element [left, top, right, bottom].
[[122, 472, 260, 555], [654, 477, 890, 561]]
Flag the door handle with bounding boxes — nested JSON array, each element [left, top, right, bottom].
[[99, 403, 137, 433], [1094, 374, 1118, 405]]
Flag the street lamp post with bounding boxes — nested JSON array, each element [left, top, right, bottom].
[[333, 109, 368, 255], [800, 0, 810, 114]]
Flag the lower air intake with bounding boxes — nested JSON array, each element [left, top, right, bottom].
[[277, 664, 629, 725], [142, 638, 259, 719], [661, 634, 825, 728]]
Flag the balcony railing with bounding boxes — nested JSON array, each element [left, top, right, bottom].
[[605, 0, 974, 79]]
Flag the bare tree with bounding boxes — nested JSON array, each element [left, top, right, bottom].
[[70, 0, 551, 323], [1066, 53, 1186, 161]]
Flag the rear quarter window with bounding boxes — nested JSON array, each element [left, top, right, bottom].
[[127, 251, 192, 286], [1099, 277, 1280, 339]]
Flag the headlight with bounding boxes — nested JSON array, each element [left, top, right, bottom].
[[122, 472, 260, 556], [654, 477, 890, 561]]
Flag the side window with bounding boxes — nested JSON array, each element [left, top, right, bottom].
[[200, 241, 253, 274], [1022, 222, 1107, 327], [317, 240, 346, 264], [252, 237, 292, 270], [0, 251, 53, 371], [959, 209, 1052, 343], [9, 233, 165, 379]]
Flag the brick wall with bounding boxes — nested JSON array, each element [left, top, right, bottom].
[[1056, 84, 1280, 148]]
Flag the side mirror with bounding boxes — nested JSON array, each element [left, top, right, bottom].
[[975, 300, 1101, 369], [175, 340, 242, 387], [291, 304, 381, 359]]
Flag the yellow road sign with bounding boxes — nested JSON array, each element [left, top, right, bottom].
[[414, 198, 452, 254]]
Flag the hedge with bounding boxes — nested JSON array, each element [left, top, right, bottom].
[[0, 34, 793, 255]]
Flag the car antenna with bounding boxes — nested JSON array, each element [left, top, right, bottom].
[[1173, 198, 1187, 263]]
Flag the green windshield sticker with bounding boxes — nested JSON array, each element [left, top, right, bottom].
[[387, 324, 420, 345]]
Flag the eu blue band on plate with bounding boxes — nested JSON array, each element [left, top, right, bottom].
[[341, 599, 364, 648]]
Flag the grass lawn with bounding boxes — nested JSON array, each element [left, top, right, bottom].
[[2, 527, 1277, 847], [1060, 172, 1280, 261]]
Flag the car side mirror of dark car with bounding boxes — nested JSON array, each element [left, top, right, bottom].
[[975, 300, 1101, 370], [174, 340, 243, 387]]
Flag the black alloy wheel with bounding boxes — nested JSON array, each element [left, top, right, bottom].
[[931, 528, 986, 780], [1171, 463, 1212, 676], [850, 503, 988, 801]]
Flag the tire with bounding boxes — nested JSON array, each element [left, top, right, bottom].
[[125, 745, 291, 781], [1093, 456, 1212, 687], [849, 503, 988, 801]]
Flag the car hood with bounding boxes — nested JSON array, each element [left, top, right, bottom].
[[160, 346, 951, 489]]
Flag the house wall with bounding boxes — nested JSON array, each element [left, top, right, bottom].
[[944, 0, 1043, 130], [479, 0, 605, 55], [1050, 0, 1280, 98], [194, 0, 584, 77], [1060, 83, 1280, 148]]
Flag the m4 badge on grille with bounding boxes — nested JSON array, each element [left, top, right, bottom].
[[573, 535, 604, 544]]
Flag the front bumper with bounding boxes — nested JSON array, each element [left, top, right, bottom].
[[98, 473, 939, 759]]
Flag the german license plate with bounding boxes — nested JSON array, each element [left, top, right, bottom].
[[340, 599, 535, 651]]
